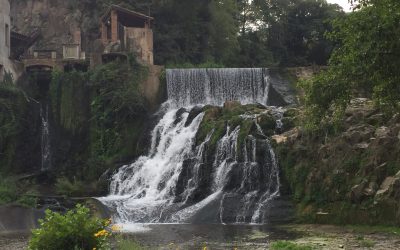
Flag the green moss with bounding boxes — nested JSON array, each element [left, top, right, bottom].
[[50, 70, 89, 135]]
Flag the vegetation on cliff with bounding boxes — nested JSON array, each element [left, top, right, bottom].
[[277, 99, 400, 226], [284, 1, 400, 226], [48, 59, 149, 196], [301, 0, 400, 130], [0, 58, 149, 198]]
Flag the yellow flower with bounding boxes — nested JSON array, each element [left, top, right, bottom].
[[94, 229, 109, 238]]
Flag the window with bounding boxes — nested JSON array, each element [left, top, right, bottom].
[[5, 24, 9, 47]]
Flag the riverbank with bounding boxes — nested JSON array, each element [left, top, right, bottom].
[[2, 224, 399, 249]]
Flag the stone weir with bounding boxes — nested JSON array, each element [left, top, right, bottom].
[[166, 68, 294, 107], [99, 68, 294, 225]]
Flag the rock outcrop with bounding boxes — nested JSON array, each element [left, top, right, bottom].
[[277, 98, 400, 225]]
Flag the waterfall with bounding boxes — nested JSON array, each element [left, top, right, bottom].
[[40, 105, 51, 171], [166, 68, 271, 107], [100, 68, 281, 224]]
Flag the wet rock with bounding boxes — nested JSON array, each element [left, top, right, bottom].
[[185, 106, 203, 127], [174, 107, 187, 125]]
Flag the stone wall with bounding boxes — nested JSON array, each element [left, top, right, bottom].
[[125, 27, 154, 65], [141, 65, 164, 110]]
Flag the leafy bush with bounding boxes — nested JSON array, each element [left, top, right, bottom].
[[29, 204, 111, 250]]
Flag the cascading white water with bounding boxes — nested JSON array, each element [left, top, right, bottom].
[[100, 68, 281, 224], [40, 105, 51, 171], [167, 68, 271, 107]]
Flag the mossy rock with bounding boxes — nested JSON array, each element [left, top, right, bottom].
[[258, 113, 276, 136]]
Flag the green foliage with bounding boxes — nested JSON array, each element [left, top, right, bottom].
[[271, 241, 314, 250], [152, 0, 343, 67], [0, 176, 38, 207], [89, 60, 148, 166], [47, 59, 149, 189], [51, 70, 90, 135], [0, 176, 17, 205], [302, 0, 400, 128], [29, 204, 110, 250], [55, 177, 86, 197], [0, 77, 29, 173]]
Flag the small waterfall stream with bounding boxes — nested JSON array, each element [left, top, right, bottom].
[[40, 105, 51, 171], [100, 68, 281, 224]]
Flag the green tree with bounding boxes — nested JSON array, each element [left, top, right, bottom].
[[302, 0, 400, 128]]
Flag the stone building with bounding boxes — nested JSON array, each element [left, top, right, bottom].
[[100, 5, 154, 65], [0, 0, 11, 80]]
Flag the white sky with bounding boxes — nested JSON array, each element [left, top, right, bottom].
[[327, 0, 353, 12]]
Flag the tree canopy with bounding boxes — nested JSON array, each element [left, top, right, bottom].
[[102, 0, 345, 67], [302, 0, 400, 128]]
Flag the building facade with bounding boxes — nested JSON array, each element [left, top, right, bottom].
[[100, 5, 154, 65], [0, 0, 11, 80]]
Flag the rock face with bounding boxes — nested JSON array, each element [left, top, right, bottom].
[[10, 0, 104, 53], [277, 98, 400, 226]]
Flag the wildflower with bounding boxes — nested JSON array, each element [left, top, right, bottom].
[[94, 229, 109, 238]]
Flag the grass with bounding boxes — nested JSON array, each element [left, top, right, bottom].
[[117, 238, 145, 250], [346, 225, 400, 235], [356, 236, 375, 248], [271, 241, 314, 250]]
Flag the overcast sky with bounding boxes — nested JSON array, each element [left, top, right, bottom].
[[327, 0, 353, 12]]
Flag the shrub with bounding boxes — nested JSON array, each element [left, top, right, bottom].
[[55, 177, 86, 197], [0, 177, 17, 205], [29, 204, 111, 250]]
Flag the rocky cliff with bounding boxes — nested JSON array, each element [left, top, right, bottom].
[[276, 98, 400, 226], [10, 0, 106, 53]]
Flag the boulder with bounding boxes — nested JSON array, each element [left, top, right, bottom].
[[367, 113, 384, 126], [272, 134, 287, 144], [354, 142, 369, 149], [375, 176, 396, 198], [375, 126, 390, 138], [349, 180, 367, 203], [363, 182, 378, 197]]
